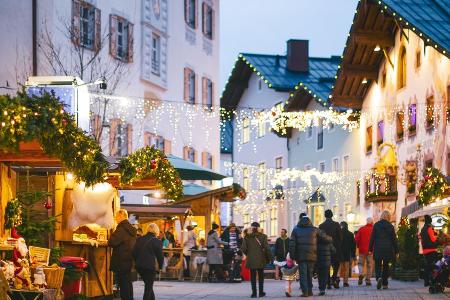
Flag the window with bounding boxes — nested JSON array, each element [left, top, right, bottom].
[[184, 146, 196, 163], [343, 155, 350, 175], [242, 117, 250, 144], [202, 2, 214, 39], [202, 77, 213, 109], [366, 126, 373, 153], [117, 123, 131, 156], [270, 208, 278, 236], [257, 118, 266, 137], [415, 50, 421, 69], [396, 111, 404, 140], [310, 205, 324, 226], [243, 168, 250, 191], [259, 211, 266, 233], [319, 162, 325, 174], [90, 114, 101, 141], [151, 33, 161, 75], [202, 152, 213, 169], [72, 0, 100, 51], [275, 157, 283, 172], [184, 68, 196, 104], [144, 133, 171, 154], [184, 0, 196, 28], [332, 158, 339, 172], [425, 159, 433, 171], [243, 214, 250, 228], [426, 95, 434, 129], [408, 104, 417, 135], [110, 15, 134, 62], [317, 122, 324, 150], [398, 46, 407, 89], [377, 120, 384, 145], [258, 163, 266, 190], [306, 125, 313, 139]]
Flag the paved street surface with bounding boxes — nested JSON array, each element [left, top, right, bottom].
[[132, 279, 449, 299]]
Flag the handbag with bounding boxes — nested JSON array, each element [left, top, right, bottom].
[[255, 236, 272, 264]]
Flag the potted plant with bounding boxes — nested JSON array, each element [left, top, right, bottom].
[[394, 217, 419, 281]]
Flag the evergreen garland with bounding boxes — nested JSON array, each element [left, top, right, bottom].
[[0, 91, 108, 186], [4, 197, 22, 229], [119, 146, 183, 201], [417, 167, 447, 206]]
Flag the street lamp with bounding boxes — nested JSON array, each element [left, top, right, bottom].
[[346, 211, 356, 224]]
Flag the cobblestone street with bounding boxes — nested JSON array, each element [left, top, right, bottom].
[[132, 279, 449, 300]]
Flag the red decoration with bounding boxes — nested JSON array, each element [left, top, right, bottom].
[[136, 167, 142, 174], [150, 159, 158, 169], [44, 199, 53, 210]]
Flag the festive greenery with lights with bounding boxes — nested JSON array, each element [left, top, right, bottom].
[[0, 91, 108, 186], [417, 167, 448, 206], [119, 146, 183, 201], [397, 217, 419, 271], [4, 197, 22, 229]]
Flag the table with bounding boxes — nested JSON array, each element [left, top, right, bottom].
[[160, 248, 184, 280], [190, 250, 208, 282]]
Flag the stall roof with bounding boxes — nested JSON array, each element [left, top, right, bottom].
[[408, 203, 449, 219], [121, 204, 192, 218], [178, 184, 237, 203]]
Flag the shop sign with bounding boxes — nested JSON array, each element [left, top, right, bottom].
[[431, 213, 448, 230]]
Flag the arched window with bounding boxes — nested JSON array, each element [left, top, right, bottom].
[[397, 46, 407, 89]]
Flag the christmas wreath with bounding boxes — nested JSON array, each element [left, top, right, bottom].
[[0, 91, 108, 186], [119, 146, 183, 201], [417, 167, 448, 206]]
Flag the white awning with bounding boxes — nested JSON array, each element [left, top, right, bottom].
[[408, 204, 449, 219]]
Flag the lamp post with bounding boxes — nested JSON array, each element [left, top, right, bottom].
[[347, 211, 356, 231]]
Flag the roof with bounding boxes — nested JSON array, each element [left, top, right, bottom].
[[121, 204, 192, 218], [221, 52, 341, 110]]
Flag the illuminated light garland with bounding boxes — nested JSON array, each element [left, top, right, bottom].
[[417, 167, 448, 206]]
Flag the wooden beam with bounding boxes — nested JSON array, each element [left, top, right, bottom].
[[353, 30, 394, 48], [341, 64, 379, 80], [331, 95, 363, 109]]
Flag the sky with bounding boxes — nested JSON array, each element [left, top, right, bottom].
[[219, 0, 359, 90]]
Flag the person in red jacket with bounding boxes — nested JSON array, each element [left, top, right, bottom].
[[420, 215, 439, 287], [355, 217, 374, 286]]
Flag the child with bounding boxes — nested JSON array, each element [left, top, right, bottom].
[[281, 253, 299, 297]]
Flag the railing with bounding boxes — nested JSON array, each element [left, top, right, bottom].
[[365, 174, 398, 202]]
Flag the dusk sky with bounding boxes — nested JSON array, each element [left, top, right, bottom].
[[219, 0, 359, 89]]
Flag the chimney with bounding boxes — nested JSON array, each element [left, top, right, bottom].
[[286, 39, 309, 72]]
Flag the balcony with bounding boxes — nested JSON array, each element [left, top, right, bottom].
[[365, 174, 398, 202]]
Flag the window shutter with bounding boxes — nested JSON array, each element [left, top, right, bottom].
[[109, 119, 120, 156], [94, 7, 101, 52], [109, 15, 117, 58], [211, 8, 215, 39], [164, 139, 172, 155], [211, 154, 215, 170], [184, 0, 189, 24], [127, 124, 133, 154], [90, 114, 101, 141], [194, 0, 198, 29], [210, 80, 214, 108], [202, 77, 207, 106], [201, 151, 207, 167], [71, 0, 81, 45], [192, 72, 196, 103], [194, 150, 198, 163], [202, 2, 206, 35], [183, 146, 189, 160], [127, 22, 134, 63], [184, 68, 190, 102]]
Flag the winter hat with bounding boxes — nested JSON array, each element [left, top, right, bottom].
[[424, 215, 432, 224], [212, 223, 219, 230], [325, 209, 333, 219], [251, 222, 260, 228], [299, 212, 307, 219]]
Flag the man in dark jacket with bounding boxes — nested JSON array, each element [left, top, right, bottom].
[[317, 234, 335, 296], [274, 229, 289, 280], [340, 221, 356, 287], [290, 217, 332, 297], [420, 215, 439, 286], [108, 209, 137, 300], [369, 210, 398, 289], [319, 209, 343, 288]]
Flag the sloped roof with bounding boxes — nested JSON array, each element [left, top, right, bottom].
[[221, 53, 340, 110], [382, 0, 450, 53]]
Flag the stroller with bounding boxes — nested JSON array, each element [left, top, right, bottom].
[[429, 249, 450, 294], [225, 249, 243, 283]]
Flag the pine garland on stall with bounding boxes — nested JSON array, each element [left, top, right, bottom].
[[417, 168, 447, 206]]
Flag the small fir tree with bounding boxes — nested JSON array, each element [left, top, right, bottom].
[[397, 217, 419, 271]]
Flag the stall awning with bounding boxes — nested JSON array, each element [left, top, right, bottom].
[[167, 155, 227, 180], [121, 204, 192, 219], [401, 201, 421, 217], [408, 204, 449, 219], [178, 183, 236, 202]]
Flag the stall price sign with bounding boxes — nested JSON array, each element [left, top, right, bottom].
[[29, 247, 50, 266]]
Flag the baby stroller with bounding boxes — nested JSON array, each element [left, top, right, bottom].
[[429, 251, 449, 294], [227, 249, 243, 283]]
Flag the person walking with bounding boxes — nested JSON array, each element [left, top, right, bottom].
[[355, 217, 374, 286], [290, 216, 332, 297], [108, 209, 137, 300], [369, 210, 398, 290], [133, 223, 164, 300], [274, 229, 290, 280], [183, 225, 197, 278], [241, 222, 272, 298], [339, 222, 356, 287], [420, 215, 439, 287], [207, 223, 228, 282], [319, 209, 343, 289], [221, 223, 242, 281], [316, 232, 334, 296]]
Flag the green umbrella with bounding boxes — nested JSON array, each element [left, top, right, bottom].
[[167, 155, 227, 180]]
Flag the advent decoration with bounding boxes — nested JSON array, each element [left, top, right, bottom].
[[119, 146, 183, 201], [0, 91, 108, 186], [417, 167, 448, 206]]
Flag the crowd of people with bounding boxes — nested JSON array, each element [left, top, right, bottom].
[[106, 208, 448, 300]]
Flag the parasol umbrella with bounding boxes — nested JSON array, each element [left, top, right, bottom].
[[167, 155, 227, 180]]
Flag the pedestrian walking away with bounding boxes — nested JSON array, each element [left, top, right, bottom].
[[339, 221, 356, 287], [207, 223, 228, 282], [369, 210, 398, 290], [133, 223, 164, 300], [290, 216, 332, 297], [274, 229, 290, 280], [183, 225, 197, 278], [355, 217, 374, 286], [241, 222, 273, 298], [420, 214, 439, 287], [319, 209, 343, 289], [316, 228, 335, 296], [108, 209, 137, 300]]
